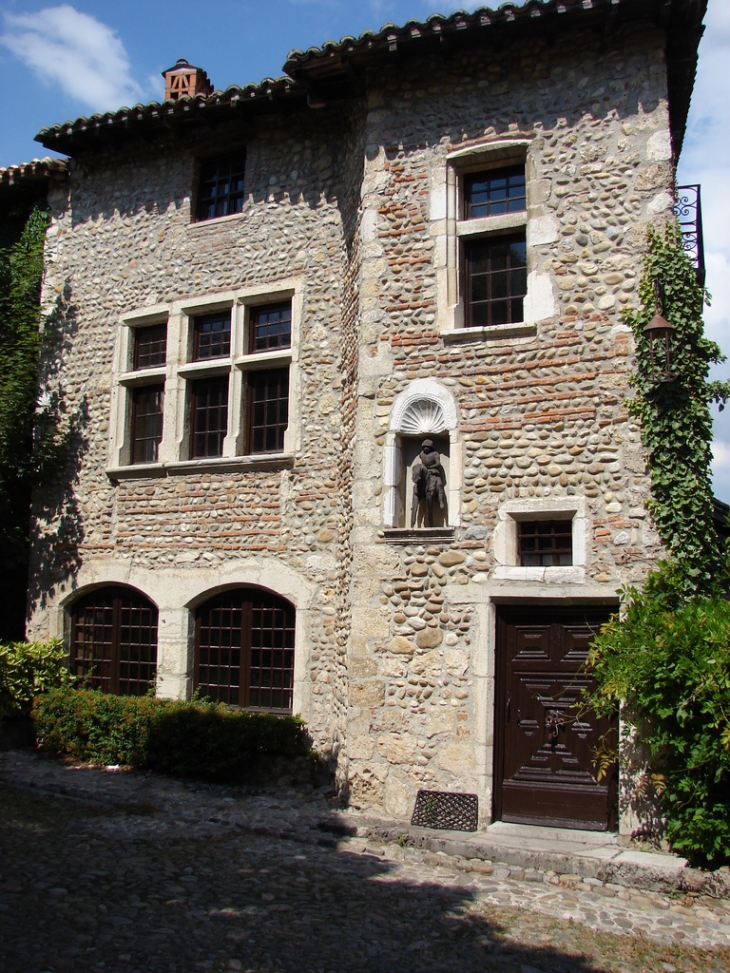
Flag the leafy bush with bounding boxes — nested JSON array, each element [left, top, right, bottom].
[[0, 639, 74, 720], [587, 561, 730, 868], [33, 687, 312, 783]]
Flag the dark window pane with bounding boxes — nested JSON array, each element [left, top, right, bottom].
[[197, 155, 246, 221], [247, 368, 289, 454], [465, 166, 526, 219], [194, 311, 231, 360], [191, 377, 229, 458], [195, 589, 295, 712], [250, 302, 292, 353], [132, 385, 164, 464], [463, 234, 527, 328], [134, 324, 167, 370], [518, 521, 573, 567], [71, 587, 157, 696]]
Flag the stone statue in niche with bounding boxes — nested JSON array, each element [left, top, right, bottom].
[[410, 439, 446, 528]]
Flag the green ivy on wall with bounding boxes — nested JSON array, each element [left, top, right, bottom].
[[0, 205, 49, 564], [585, 222, 730, 867], [626, 222, 730, 595]]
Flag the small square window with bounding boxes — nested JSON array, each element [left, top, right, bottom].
[[133, 324, 167, 370], [194, 311, 231, 360], [132, 385, 164, 464], [464, 166, 526, 219], [464, 235, 527, 327], [250, 302, 292, 353], [518, 521, 573, 567], [247, 368, 289, 454], [190, 376, 229, 458], [197, 155, 246, 221]]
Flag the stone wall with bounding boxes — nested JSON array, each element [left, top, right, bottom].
[[346, 23, 670, 823]]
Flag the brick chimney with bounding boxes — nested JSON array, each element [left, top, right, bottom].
[[162, 59, 213, 101]]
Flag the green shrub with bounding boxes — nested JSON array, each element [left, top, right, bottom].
[[32, 687, 311, 783], [586, 561, 730, 868], [0, 639, 74, 720]]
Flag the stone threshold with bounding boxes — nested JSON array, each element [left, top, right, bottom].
[[331, 810, 730, 901]]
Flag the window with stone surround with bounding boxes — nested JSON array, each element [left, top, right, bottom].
[[493, 499, 587, 582], [196, 154, 246, 221], [460, 164, 527, 329], [69, 586, 158, 696], [109, 282, 301, 476], [435, 140, 554, 340], [194, 588, 295, 713]]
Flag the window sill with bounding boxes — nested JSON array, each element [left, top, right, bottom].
[[442, 321, 537, 344], [187, 211, 248, 232], [493, 565, 586, 583], [107, 453, 294, 480], [379, 527, 455, 546]]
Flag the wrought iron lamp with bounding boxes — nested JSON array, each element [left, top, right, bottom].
[[642, 280, 675, 383]]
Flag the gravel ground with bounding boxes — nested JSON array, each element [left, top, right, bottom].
[[2, 752, 730, 973]]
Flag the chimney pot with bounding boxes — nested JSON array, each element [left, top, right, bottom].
[[162, 59, 213, 101]]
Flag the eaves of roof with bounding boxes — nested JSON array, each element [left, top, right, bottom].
[[35, 77, 304, 156], [0, 157, 68, 193], [34, 0, 707, 159]]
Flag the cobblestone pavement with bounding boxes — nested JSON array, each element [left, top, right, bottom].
[[2, 752, 730, 973]]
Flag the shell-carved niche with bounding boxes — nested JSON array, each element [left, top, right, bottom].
[[398, 397, 448, 435]]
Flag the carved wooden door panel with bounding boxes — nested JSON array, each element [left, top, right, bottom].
[[494, 605, 617, 831]]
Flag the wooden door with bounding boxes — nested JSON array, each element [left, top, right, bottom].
[[494, 605, 617, 831]]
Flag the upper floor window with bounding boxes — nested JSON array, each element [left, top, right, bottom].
[[464, 166, 526, 219], [194, 310, 231, 360], [196, 154, 246, 221], [134, 324, 167, 369], [110, 284, 301, 474], [459, 162, 527, 329]]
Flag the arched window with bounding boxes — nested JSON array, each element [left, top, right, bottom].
[[70, 586, 158, 695], [194, 588, 295, 713]]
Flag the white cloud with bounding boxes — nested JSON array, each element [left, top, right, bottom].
[[0, 5, 151, 112]]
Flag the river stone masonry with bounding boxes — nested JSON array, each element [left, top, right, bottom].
[[24, 6, 699, 834]]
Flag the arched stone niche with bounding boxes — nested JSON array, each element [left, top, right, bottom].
[[384, 379, 461, 528]]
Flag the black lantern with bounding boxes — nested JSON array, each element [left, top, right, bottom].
[[642, 313, 675, 383]]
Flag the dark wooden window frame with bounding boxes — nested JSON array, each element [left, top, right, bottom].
[[517, 519, 574, 567], [196, 154, 246, 222], [190, 375, 229, 459], [194, 588, 295, 713], [246, 367, 289, 455], [463, 233, 527, 328], [131, 383, 164, 464], [70, 586, 158, 696], [133, 323, 167, 370], [464, 165, 526, 220], [193, 310, 232, 361]]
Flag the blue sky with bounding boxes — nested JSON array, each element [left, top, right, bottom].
[[1, 1, 730, 499]]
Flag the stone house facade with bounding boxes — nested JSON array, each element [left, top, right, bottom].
[[21, 0, 706, 832]]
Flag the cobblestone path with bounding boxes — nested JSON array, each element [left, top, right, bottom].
[[2, 754, 730, 973]]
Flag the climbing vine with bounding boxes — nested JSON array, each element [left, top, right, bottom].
[[626, 222, 730, 594], [584, 223, 730, 867], [0, 206, 49, 552]]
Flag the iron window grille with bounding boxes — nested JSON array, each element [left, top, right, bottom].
[[464, 166, 526, 219], [132, 385, 164, 464], [195, 589, 295, 712], [518, 520, 573, 567], [133, 323, 167, 370], [464, 235, 527, 328], [197, 155, 246, 221], [70, 586, 158, 696], [193, 310, 232, 360], [190, 376, 229, 458]]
